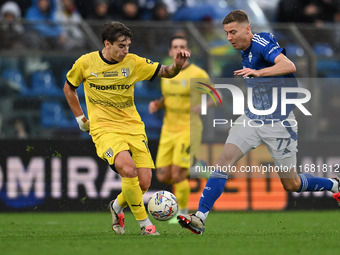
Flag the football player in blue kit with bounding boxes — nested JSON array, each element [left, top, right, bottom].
[[177, 9, 340, 235]]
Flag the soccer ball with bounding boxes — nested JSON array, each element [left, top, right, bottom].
[[147, 191, 178, 221]]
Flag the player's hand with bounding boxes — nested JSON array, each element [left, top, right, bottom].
[[76, 114, 90, 132], [234, 68, 260, 78], [149, 100, 161, 114], [174, 49, 190, 68]]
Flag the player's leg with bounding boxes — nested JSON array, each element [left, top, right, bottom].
[[196, 143, 243, 219], [126, 133, 160, 235], [276, 157, 339, 198], [275, 156, 339, 194], [136, 167, 160, 235], [170, 128, 196, 217], [196, 115, 258, 221], [178, 115, 258, 234], [155, 127, 174, 185], [171, 164, 190, 215], [156, 166, 172, 184], [92, 133, 129, 234], [263, 116, 339, 202], [114, 151, 158, 235], [156, 128, 192, 217], [177, 143, 244, 234]]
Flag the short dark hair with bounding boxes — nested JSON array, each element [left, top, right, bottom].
[[101, 21, 133, 44], [222, 10, 249, 25], [169, 35, 189, 49]]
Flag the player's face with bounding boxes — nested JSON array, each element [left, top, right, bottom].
[[169, 38, 190, 58], [106, 36, 131, 62], [224, 22, 251, 51]]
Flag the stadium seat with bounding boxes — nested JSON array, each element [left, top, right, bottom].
[[77, 83, 85, 97], [134, 81, 150, 98], [2, 69, 30, 96], [31, 70, 63, 96], [285, 44, 304, 57], [62, 70, 86, 97], [313, 43, 334, 56], [134, 81, 162, 99], [41, 101, 76, 128], [317, 60, 340, 77]]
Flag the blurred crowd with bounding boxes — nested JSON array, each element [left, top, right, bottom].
[[1, 0, 340, 51], [1, 0, 340, 139]]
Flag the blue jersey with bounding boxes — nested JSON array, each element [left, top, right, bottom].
[[241, 32, 298, 121]]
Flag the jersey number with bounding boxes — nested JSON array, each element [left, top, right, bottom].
[[181, 144, 190, 155], [276, 138, 290, 150]]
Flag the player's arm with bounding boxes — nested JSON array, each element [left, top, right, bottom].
[[149, 97, 164, 114], [157, 49, 190, 78], [63, 81, 89, 132], [234, 53, 296, 78]]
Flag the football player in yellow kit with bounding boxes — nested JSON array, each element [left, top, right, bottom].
[[63, 22, 190, 235], [149, 36, 216, 222]]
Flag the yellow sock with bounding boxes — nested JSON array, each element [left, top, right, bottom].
[[117, 189, 147, 208], [121, 177, 148, 221], [117, 192, 128, 208], [174, 179, 190, 210]]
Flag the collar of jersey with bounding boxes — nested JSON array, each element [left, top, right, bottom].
[[241, 39, 253, 54], [99, 50, 119, 65]]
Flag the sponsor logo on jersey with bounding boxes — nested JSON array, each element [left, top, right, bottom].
[[146, 58, 154, 64], [89, 83, 132, 90], [88, 97, 134, 109], [248, 52, 252, 63], [103, 71, 118, 77], [91, 72, 99, 78], [121, 68, 130, 77]]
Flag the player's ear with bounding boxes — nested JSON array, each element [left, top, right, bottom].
[[104, 40, 112, 47]]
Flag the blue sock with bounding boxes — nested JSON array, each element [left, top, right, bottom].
[[298, 173, 335, 192], [197, 171, 228, 213]]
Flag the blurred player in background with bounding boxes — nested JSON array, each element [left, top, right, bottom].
[[63, 21, 190, 235], [178, 9, 340, 235], [149, 36, 218, 223]]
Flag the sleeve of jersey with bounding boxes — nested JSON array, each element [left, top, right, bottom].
[[135, 56, 161, 82], [196, 70, 215, 95], [262, 35, 284, 64], [201, 75, 214, 94], [66, 57, 85, 89]]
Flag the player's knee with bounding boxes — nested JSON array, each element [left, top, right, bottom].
[[115, 163, 137, 178], [156, 169, 171, 184], [220, 151, 238, 166], [171, 171, 186, 183], [282, 180, 300, 192], [139, 178, 151, 191]]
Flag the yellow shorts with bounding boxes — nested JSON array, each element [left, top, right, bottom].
[[93, 132, 155, 169], [156, 127, 202, 169]]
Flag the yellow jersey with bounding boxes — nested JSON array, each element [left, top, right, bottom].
[[67, 51, 160, 136], [161, 63, 210, 133]]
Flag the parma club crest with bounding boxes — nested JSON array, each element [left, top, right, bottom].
[[121, 68, 130, 78], [105, 148, 114, 158]]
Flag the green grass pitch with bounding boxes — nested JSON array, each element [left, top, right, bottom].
[[0, 211, 339, 255]]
